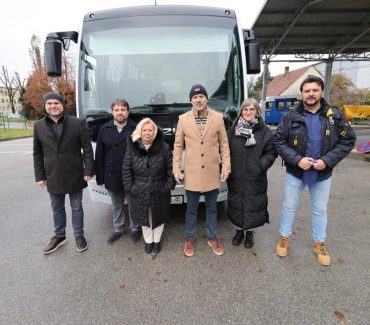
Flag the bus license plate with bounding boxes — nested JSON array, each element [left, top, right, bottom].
[[171, 195, 183, 204]]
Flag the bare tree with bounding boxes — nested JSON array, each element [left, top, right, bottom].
[[0, 65, 17, 114], [15, 72, 26, 90], [29, 34, 43, 73]]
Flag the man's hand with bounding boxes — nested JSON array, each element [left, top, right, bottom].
[[174, 173, 183, 184], [37, 180, 47, 187], [298, 157, 315, 170], [84, 176, 93, 181], [221, 171, 230, 182], [313, 159, 326, 170]]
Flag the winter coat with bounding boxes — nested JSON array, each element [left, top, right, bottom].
[[95, 119, 136, 192], [273, 98, 356, 180], [173, 108, 231, 192], [227, 118, 277, 229], [122, 130, 175, 229], [33, 114, 94, 194]]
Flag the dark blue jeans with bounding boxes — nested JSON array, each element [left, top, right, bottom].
[[49, 191, 84, 237], [185, 189, 218, 240]]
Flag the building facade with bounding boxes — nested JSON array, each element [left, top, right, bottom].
[[0, 87, 23, 116], [267, 66, 324, 97]]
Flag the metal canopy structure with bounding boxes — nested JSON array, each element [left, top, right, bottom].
[[252, 0, 370, 103]]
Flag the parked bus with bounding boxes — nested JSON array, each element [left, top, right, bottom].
[[264, 96, 300, 125], [44, 5, 260, 204]]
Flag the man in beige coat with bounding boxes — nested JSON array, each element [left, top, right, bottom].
[[173, 84, 231, 257]]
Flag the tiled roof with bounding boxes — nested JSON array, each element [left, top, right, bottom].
[[267, 66, 312, 96]]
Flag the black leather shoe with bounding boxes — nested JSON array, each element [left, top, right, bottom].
[[145, 243, 153, 254], [244, 231, 254, 249], [131, 229, 141, 244], [152, 242, 161, 254], [107, 231, 123, 244], [232, 230, 244, 246]]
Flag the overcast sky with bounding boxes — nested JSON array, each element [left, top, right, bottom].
[[0, 0, 305, 79]]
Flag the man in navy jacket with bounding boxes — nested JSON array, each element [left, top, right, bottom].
[[274, 76, 356, 266], [95, 99, 140, 244]]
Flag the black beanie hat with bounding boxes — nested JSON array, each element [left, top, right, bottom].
[[189, 84, 208, 101], [43, 92, 64, 106]]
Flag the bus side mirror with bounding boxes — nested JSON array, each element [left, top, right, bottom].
[[44, 39, 63, 77], [243, 29, 261, 75]]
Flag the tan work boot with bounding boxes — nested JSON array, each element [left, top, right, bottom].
[[276, 236, 290, 257], [313, 242, 331, 266]]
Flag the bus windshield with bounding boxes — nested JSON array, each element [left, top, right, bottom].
[[79, 14, 242, 117]]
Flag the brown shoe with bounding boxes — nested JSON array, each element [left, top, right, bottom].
[[184, 240, 194, 257], [276, 236, 290, 257], [313, 242, 331, 266], [208, 239, 224, 256]]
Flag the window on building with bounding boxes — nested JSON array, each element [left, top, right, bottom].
[[277, 101, 285, 110]]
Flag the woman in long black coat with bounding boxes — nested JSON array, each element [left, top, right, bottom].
[[122, 118, 175, 254], [227, 98, 277, 249]]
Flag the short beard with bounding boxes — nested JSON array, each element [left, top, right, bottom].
[[114, 116, 127, 124], [303, 98, 320, 110], [194, 104, 207, 112]]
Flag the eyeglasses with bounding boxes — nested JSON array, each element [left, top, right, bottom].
[[241, 108, 256, 113]]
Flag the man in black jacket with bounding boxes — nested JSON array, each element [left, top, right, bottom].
[[95, 99, 140, 244], [274, 76, 356, 266], [33, 92, 94, 254]]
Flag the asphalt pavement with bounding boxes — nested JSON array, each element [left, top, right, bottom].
[[0, 137, 369, 325]]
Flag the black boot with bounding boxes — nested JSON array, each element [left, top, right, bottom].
[[244, 231, 254, 249], [232, 230, 244, 246], [152, 242, 161, 254], [145, 242, 153, 254]]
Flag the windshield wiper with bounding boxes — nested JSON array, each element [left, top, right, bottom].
[[86, 113, 112, 126], [144, 102, 192, 107]]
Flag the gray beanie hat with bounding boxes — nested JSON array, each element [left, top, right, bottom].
[[43, 92, 64, 106]]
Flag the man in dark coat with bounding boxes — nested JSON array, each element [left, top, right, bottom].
[[274, 76, 356, 266], [95, 98, 140, 244], [33, 92, 94, 254]]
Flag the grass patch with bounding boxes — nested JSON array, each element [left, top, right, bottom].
[[0, 117, 31, 122], [0, 128, 33, 141]]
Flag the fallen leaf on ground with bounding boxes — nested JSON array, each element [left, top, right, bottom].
[[155, 271, 162, 277], [119, 281, 126, 289], [239, 293, 247, 300], [334, 310, 344, 321], [252, 252, 257, 257]]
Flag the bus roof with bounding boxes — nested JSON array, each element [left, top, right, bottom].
[[84, 5, 237, 22]]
